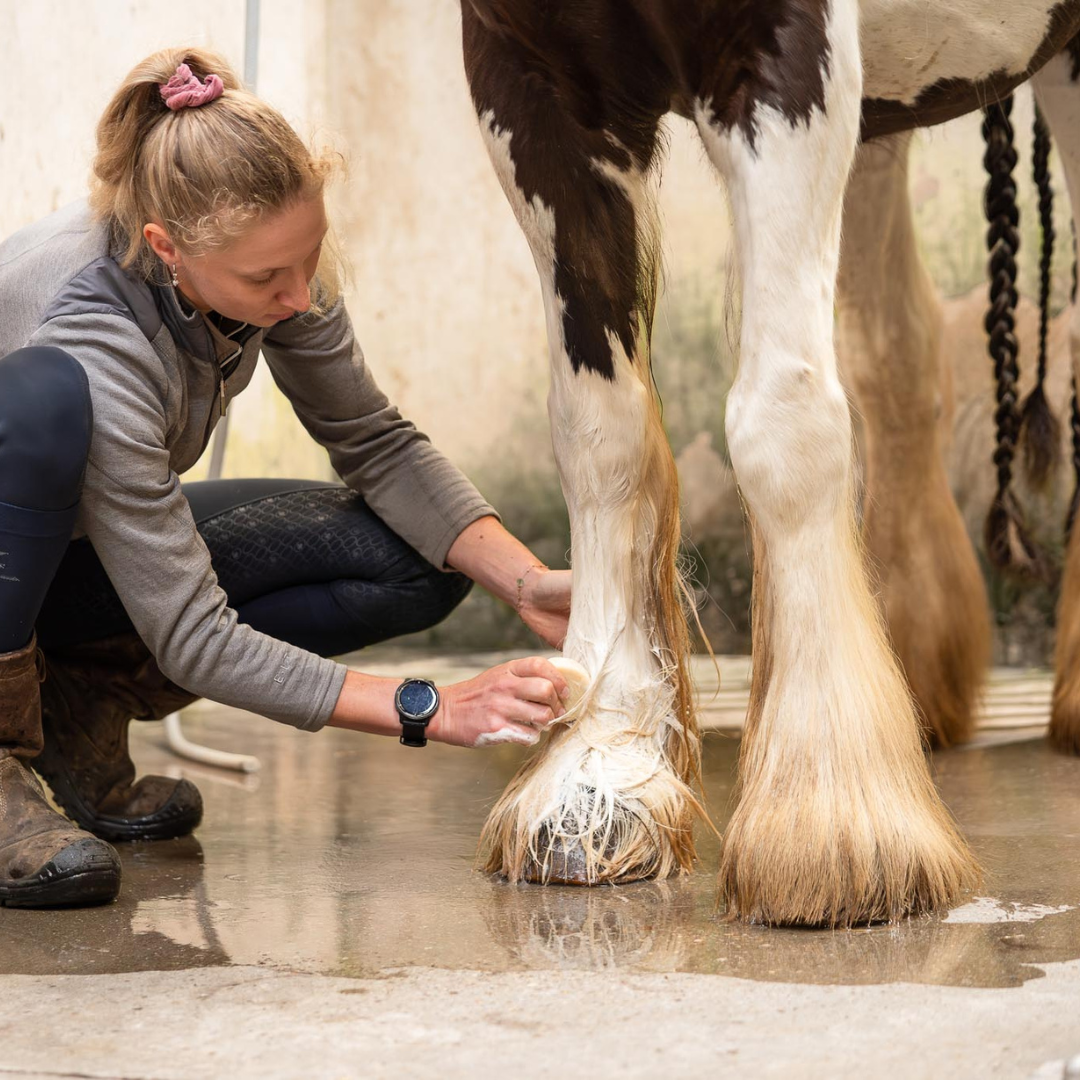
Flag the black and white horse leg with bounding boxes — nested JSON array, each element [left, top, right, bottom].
[[1032, 48, 1080, 755], [463, 11, 700, 883], [837, 132, 991, 748], [695, 0, 979, 924]]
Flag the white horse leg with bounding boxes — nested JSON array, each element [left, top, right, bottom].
[[1033, 50, 1080, 755], [837, 132, 991, 747], [463, 12, 700, 883], [696, 0, 979, 924]]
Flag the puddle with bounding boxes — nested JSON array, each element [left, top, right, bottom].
[[943, 897, 1075, 924], [2, 705, 1079, 990]]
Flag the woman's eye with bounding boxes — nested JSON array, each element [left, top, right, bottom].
[[251, 273, 275, 286]]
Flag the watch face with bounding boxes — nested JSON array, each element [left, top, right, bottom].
[[397, 679, 439, 721]]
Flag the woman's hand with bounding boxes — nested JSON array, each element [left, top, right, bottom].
[[429, 656, 571, 748], [515, 567, 572, 649]]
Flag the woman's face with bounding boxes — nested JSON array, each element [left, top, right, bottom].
[[145, 196, 329, 327]]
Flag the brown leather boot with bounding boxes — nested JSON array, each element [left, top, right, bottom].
[[0, 635, 121, 907], [34, 634, 203, 843]]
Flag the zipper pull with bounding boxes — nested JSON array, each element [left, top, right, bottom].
[[217, 345, 241, 418]]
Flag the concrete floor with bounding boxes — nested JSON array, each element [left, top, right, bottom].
[[1, 650, 1079, 1079]]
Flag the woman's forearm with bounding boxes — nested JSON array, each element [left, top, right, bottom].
[[447, 514, 572, 650], [445, 515, 547, 609], [326, 669, 401, 735]]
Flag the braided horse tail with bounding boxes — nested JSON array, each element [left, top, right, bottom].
[[1019, 104, 1061, 489], [982, 96, 1041, 574]]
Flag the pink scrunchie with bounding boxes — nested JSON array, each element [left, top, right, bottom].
[[160, 63, 224, 111]]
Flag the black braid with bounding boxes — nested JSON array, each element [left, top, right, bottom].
[[1069, 385, 1080, 540], [1018, 104, 1060, 489], [982, 96, 1040, 574]]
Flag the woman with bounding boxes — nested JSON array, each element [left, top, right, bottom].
[[0, 49, 572, 908]]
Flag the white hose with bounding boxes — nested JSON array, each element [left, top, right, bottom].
[[163, 712, 261, 774]]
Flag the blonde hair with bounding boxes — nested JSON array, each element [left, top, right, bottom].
[[90, 46, 342, 309]]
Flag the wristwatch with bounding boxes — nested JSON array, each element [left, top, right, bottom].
[[395, 678, 440, 747]]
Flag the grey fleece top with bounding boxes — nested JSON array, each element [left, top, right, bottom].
[[0, 202, 496, 731]]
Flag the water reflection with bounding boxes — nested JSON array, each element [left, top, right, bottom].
[[0, 837, 230, 975], [1, 711, 1078, 989], [480, 854, 1080, 987], [486, 879, 699, 971]]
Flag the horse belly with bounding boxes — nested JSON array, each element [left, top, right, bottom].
[[858, 0, 1062, 102]]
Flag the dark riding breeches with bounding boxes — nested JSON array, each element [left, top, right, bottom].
[[0, 346, 472, 657]]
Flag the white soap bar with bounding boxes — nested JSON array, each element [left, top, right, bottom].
[[548, 656, 590, 709]]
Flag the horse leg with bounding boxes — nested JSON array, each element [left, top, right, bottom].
[[1032, 49, 1080, 755], [695, 0, 979, 924], [462, 10, 700, 883], [836, 132, 991, 748]]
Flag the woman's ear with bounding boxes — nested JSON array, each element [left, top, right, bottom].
[[143, 222, 180, 267]]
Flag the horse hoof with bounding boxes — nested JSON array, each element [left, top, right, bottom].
[[517, 813, 655, 886], [521, 832, 592, 886]]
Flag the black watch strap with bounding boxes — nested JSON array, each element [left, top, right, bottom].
[[395, 678, 439, 748], [399, 718, 429, 748]]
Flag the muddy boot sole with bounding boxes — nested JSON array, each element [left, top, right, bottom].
[[39, 770, 204, 843], [87, 781, 204, 843], [0, 837, 121, 908]]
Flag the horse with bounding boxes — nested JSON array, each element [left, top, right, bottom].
[[460, 0, 1080, 927]]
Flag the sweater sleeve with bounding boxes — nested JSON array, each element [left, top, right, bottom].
[[27, 313, 346, 732], [260, 300, 498, 569]]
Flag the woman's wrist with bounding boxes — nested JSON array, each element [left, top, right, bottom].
[[514, 562, 549, 614], [328, 669, 458, 744], [325, 669, 404, 737]]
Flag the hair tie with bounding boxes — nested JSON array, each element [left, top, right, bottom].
[[159, 63, 224, 111]]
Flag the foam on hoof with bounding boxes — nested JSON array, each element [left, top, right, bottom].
[[482, 662, 700, 886], [523, 830, 593, 886], [487, 773, 696, 885]]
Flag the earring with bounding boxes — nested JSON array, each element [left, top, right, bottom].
[[170, 264, 179, 288]]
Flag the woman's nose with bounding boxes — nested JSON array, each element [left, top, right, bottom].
[[279, 269, 311, 313]]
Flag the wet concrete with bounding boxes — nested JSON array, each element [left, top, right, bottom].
[[3, 682, 1080, 992]]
